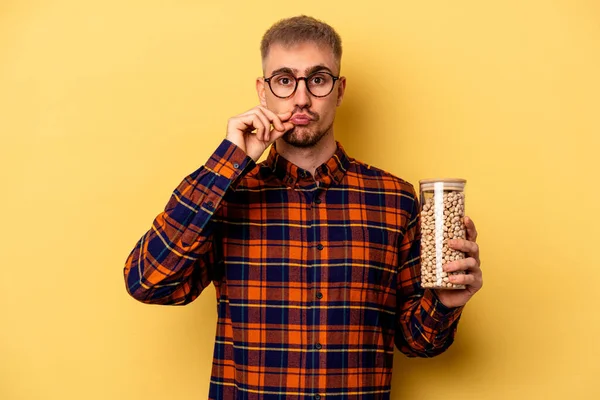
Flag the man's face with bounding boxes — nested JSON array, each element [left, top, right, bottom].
[[257, 41, 346, 148]]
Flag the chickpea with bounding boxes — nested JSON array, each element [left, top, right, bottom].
[[419, 189, 467, 289]]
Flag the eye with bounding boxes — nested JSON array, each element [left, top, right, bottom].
[[275, 75, 295, 86], [309, 73, 330, 85]]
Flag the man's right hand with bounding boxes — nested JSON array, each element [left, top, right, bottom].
[[226, 106, 295, 162]]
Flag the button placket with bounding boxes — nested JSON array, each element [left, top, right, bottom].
[[308, 185, 324, 394]]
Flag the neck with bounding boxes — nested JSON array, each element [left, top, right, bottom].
[[275, 130, 337, 176]]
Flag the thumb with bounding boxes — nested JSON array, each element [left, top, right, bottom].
[[269, 122, 294, 143]]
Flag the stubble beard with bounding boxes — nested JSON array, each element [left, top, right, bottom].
[[282, 120, 334, 148]]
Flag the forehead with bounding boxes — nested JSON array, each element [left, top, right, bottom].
[[263, 41, 338, 75]]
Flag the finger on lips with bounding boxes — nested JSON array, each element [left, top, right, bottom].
[[273, 114, 293, 132], [259, 107, 284, 131], [242, 107, 296, 142], [262, 108, 296, 135], [261, 106, 287, 120], [271, 118, 284, 132]]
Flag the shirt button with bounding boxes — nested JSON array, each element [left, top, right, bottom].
[[315, 395, 321, 400], [205, 201, 213, 208], [316, 292, 323, 299], [314, 197, 321, 204], [317, 244, 324, 251], [315, 343, 322, 350], [233, 163, 239, 169]]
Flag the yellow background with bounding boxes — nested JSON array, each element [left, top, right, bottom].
[[1, 0, 599, 399]]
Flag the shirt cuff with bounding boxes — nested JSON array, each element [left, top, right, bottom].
[[204, 139, 255, 180], [424, 289, 464, 326]]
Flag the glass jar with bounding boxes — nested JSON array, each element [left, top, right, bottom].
[[419, 178, 467, 290]]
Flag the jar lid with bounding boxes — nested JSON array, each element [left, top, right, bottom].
[[419, 178, 466, 191]]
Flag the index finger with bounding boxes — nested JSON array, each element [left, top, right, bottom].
[[257, 106, 291, 131], [464, 216, 478, 242]]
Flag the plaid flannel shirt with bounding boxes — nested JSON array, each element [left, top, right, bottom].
[[124, 139, 463, 400]]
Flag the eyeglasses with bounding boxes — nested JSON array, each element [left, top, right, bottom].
[[264, 71, 340, 99]]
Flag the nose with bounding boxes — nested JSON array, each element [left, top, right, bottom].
[[293, 78, 312, 109]]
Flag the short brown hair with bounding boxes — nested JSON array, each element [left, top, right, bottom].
[[260, 15, 343, 71]]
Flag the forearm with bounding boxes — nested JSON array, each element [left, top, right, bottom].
[[394, 184, 464, 357], [123, 139, 254, 305]]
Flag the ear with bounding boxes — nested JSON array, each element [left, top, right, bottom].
[[336, 76, 347, 107], [256, 77, 268, 107]]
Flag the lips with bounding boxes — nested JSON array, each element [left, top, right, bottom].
[[290, 114, 312, 125]]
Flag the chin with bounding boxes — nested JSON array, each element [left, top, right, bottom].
[[282, 125, 329, 148]]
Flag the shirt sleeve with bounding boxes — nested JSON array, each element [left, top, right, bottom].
[[394, 184, 464, 357], [123, 139, 255, 305]]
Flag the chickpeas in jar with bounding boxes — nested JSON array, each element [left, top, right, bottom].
[[419, 179, 467, 290]]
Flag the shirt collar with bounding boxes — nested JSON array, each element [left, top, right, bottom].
[[264, 140, 351, 189]]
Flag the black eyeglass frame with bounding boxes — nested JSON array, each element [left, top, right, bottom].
[[263, 71, 341, 99]]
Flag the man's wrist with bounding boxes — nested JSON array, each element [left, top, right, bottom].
[[426, 289, 464, 321], [206, 139, 255, 180]]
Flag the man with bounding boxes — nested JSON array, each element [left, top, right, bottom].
[[124, 15, 482, 400]]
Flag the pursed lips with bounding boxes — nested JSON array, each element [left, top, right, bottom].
[[290, 114, 312, 125]]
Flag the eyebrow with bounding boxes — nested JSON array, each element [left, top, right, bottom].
[[269, 64, 335, 76]]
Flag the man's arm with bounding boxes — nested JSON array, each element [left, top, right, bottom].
[[394, 185, 464, 357], [123, 105, 294, 305], [123, 139, 254, 305]]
